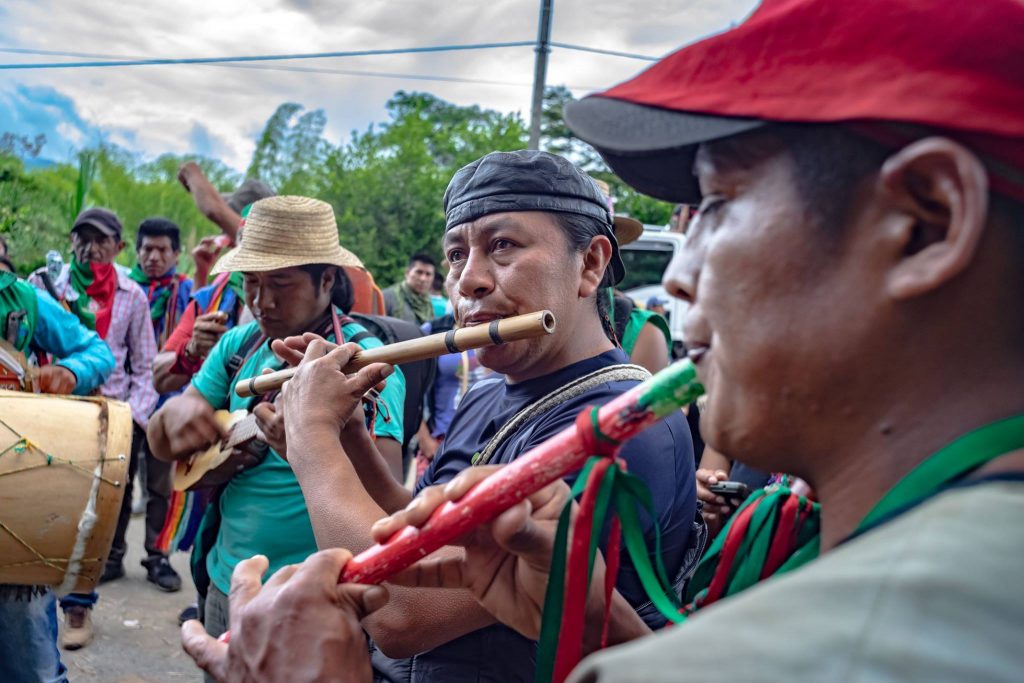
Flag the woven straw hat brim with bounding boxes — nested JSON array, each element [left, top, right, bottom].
[[210, 243, 363, 275], [210, 195, 364, 275], [613, 215, 644, 246]]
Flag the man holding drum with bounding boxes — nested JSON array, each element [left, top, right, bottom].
[[147, 195, 406, 680], [183, 0, 1024, 681], [183, 151, 699, 682], [0, 269, 114, 682]]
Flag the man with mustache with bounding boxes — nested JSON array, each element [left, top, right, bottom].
[[183, 151, 699, 682], [182, 0, 1024, 681]]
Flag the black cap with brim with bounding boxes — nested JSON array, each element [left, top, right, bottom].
[[564, 97, 764, 204], [71, 207, 123, 239]]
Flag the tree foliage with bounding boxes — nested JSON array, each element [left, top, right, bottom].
[[0, 86, 671, 282]]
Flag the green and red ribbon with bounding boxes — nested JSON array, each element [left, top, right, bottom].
[[536, 407, 686, 683]]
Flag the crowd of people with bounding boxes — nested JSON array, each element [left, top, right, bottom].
[[1, 0, 1023, 681]]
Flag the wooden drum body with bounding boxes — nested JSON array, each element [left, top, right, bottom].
[[0, 391, 132, 594]]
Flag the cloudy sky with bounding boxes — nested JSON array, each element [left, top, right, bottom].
[[0, 0, 758, 171]]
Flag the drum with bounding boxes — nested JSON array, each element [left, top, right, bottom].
[[0, 390, 132, 594]]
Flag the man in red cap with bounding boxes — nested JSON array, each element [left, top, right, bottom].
[[180, 0, 1024, 681]]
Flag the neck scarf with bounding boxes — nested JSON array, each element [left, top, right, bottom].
[[128, 264, 181, 322], [398, 281, 434, 324], [69, 259, 117, 339]]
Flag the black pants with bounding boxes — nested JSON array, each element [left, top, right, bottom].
[[107, 424, 172, 566]]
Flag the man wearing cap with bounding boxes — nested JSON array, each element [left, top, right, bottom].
[[181, 0, 1024, 681], [29, 207, 159, 649], [147, 196, 406, 678], [181, 151, 698, 682]]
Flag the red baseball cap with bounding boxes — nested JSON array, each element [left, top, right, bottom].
[[565, 0, 1024, 203]]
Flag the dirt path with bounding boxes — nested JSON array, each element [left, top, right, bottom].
[[61, 514, 200, 682]]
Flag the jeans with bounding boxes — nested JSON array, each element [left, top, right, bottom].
[[58, 591, 98, 612], [0, 587, 69, 683], [201, 585, 230, 683]]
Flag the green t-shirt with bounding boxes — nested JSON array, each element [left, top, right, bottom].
[[191, 315, 406, 594]]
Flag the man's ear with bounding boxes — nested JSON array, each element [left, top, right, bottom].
[[320, 267, 336, 295], [879, 138, 989, 300], [579, 235, 612, 298], [116, 239, 127, 254]]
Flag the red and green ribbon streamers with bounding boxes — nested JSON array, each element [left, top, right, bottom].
[[536, 408, 686, 683], [682, 487, 820, 616]]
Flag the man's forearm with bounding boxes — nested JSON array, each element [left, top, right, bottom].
[[289, 425, 392, 552], [343, 426, 413, 513], [289, 424, 496, 656], [153, 351, 190, 395]]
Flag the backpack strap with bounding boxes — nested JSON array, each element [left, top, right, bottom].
[[226, 327, 265, 386], [472, 363, 652, 466]]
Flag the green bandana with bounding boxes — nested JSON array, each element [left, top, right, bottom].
[[128, 264, 176, 323], [0, 272, 38, 353], [68, 258, 98, 330], [397, 281, 434, 324]]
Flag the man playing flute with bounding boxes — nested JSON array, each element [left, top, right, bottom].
[[182, 0, 1024, 681], [147, 195, 407, 681], [186, 150, 700, 682]]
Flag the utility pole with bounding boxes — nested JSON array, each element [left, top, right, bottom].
[[528, 0, 554, 150]]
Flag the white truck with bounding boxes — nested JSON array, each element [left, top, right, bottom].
[[618, 226, 688, 359]]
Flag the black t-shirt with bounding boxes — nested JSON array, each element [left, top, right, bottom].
[[373, 349, 697, 683]]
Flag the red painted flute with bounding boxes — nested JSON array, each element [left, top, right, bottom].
[[342, 358, 705, 584], [219, 360, 703, 643]]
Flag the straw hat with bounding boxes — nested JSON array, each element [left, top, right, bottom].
[[211, 195, 363, 275], [592, 178, 644, 246]]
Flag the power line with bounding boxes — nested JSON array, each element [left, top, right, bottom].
[[0, 46, 600, 90], [550, 42, 659, 61], [0, 41, 535, 70]]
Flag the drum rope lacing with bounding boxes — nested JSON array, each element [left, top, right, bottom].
[[0, 414, 121, 573]]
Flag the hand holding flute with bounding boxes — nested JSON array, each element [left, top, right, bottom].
[[236, 310, 557, 398]]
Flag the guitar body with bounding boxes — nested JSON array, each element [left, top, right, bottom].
[[173, 410, 261, 492]]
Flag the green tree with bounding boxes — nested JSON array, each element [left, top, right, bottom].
[[318, 91, 528, 284], [540, 85, 675, 226]]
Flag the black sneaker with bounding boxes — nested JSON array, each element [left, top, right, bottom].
[[99, 562, 125, 584], [178, 602, 200, 626], [142, 556, 182, 593]]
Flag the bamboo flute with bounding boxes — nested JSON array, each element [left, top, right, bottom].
[[235, 310, 556, 398]]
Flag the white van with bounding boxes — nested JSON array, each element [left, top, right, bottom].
[[618, 227, 687, 359]]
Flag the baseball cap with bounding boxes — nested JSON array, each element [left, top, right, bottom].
[[72, 207, 123, 239], [565, 0, 1024, 203], [444, 150, 625, 285], [646, 295, 667, 308]]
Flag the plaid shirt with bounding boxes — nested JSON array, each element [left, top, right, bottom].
[[29, 264, 159, 427]]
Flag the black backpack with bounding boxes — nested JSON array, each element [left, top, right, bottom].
[[347, 313, 436, 465], [610, 291, 635, 347]]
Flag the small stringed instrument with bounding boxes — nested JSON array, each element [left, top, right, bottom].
[[173, 410, 267, 492]]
